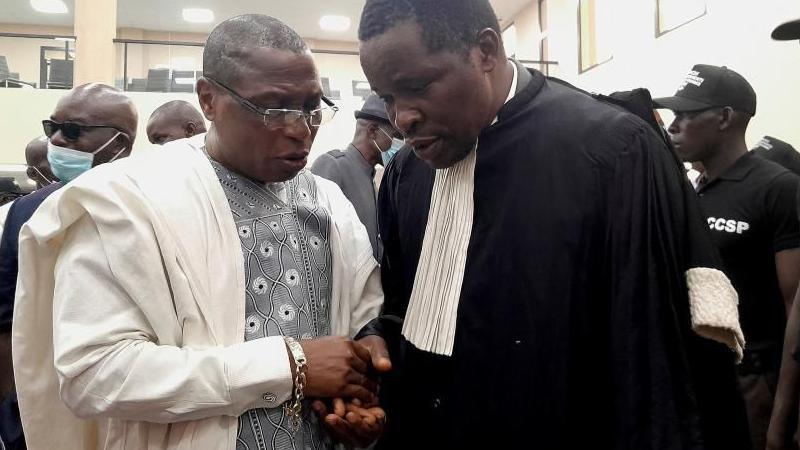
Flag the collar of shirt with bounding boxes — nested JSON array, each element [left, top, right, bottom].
[[698, 151, 758, 192], [491, 59, 518, 126]]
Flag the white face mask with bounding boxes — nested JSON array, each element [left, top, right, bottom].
[[47, 132, 125, 183]]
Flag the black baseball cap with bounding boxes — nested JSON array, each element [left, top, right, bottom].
[[772, 18, 800, 40], [751, 136, 800, 176], [653, 64, 757, 116], [354, 94, 391, 124]]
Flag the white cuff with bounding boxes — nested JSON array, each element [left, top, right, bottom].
[[686, 267, 745, 363], [225, 336, 293, 412]]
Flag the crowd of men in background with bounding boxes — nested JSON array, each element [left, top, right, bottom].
[[1, 1, 800, 449]]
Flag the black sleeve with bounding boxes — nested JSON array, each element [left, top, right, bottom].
[[355, 155, 404, 345], [603, 122, 750, 450], [765, 172, 800, 252], [0, 201, 23, 333]]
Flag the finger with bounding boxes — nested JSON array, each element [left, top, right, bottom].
[[346, 410, 382, 444], [333, 398, 346, 417], [349, 347, 370, 374], [345, 411, 363, 426], [367, 406, 387, 423], [346, 372, 378, 394], [360, 336, 392, 372], [324, 414, 353, 439], [311, 399, 329, 417], [361, 412, 378, 427], [352, 341, 373, 364], [346, 403, 380, 428], [344, 385, 378, 405]]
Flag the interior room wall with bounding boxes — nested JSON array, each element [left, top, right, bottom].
[[510, 0, 800, 148]]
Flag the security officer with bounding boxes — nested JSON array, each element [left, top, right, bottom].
[[655, 64, 800, 450], [311, 94, 404, 260], [752, 136, 800, 177]]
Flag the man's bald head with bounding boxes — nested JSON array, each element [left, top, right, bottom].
[[25, 135, 48, 167], [25, 135, 55, 189], [48, 83, 138, 168], [203, 14, 309, 88], [147, 100, 207, 145], [55, 83, 138, 141]]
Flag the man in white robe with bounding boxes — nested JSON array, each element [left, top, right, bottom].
[[13, 15, 384, 450]]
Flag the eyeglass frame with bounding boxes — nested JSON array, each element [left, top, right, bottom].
[[204, 76, 339, 129], [42, 119, 129, 142]]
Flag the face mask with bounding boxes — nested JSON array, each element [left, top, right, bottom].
[[377, 127, 405, 165], [47, 132, 125, 183], [381, 138, 405, 165]]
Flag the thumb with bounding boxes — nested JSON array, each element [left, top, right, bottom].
[[362, 335, 392, 372]]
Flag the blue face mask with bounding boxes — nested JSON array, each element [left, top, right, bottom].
[[47, 132, 124, 183], [377, 128, 405, 166], [381, 138, 404, 165]]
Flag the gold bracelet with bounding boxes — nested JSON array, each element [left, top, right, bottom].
[[283, 336, 307, 432]]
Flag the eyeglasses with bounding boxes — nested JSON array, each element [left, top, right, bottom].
[[205, 77, 338, 130], [42, 120, 126, 142]]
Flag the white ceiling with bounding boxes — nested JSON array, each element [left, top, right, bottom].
[[2, 0, 533, 42]]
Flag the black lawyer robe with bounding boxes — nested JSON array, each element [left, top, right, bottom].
[[358, 66, 750, 450]]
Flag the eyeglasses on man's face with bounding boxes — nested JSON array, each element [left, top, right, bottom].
[[205, 77, 338, 130]]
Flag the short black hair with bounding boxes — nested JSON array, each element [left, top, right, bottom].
[[203, 14, 308, 87], [358, 0, 501, 54]]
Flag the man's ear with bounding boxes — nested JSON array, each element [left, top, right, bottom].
[[718, 106, 735, 132], [365, 121, 380, 140], [196, 78, 217, 121], [185, 122, 197, 137], [475, 28, 502, 74]]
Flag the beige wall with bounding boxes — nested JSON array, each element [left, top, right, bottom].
[[512, 2, 543, 61], [510, 0, 800, 148]]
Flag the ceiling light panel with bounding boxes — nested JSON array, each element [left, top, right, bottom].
[[182, 8, 214, 24], [319, 15, 351, 32]]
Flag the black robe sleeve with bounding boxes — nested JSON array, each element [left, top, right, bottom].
[[355, 148, 419, 356], [602, 123, 750, 449]]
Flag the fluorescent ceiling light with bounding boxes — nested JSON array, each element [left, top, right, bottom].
[[182, 8, 214, 24], [30, 0, 68, 14], [319, 15, 351, 32], [54, 37, 75, 42]]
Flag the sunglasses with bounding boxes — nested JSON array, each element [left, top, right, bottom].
[[42, 120, 126, 142]]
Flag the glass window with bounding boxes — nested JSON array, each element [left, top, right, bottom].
[[0, 35, 76, 89], [114, 41, 203, 93]]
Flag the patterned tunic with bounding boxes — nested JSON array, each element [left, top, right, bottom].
[[208, 156, 334, 450]]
